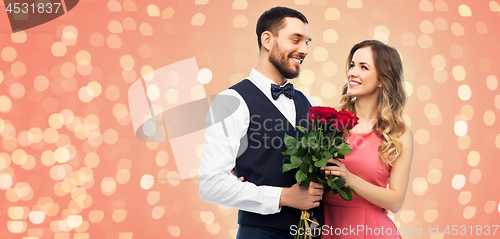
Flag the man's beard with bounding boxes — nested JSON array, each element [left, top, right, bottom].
[[269, 43, 301, 79]]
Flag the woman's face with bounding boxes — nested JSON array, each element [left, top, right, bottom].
[[346, 46, 381, 98]]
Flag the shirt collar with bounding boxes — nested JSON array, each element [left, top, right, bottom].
[[248, 68, 291, 95]]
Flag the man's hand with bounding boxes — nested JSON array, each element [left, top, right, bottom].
[[279, 182, 323, 210], [231, 169, 245, 182]]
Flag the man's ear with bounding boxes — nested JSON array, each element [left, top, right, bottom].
[[261, 31, 273, 52]]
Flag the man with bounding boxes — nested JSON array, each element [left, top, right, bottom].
[[199, 6, 323, 239]]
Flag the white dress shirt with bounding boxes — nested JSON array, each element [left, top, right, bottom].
[[199, 68, 315, 215]]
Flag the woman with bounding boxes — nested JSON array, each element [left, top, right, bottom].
[[321, 40, 414, 238]]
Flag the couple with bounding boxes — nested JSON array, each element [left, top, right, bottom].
[[199, 6, 414, 239]]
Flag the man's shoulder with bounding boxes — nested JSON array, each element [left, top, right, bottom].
[[213, 87, 242, 102], [207, 88, 245, 122], [229, 79, 253, 90], [293, 88, 316, 106]]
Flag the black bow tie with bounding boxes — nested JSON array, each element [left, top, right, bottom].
[[271, 83, 294, 100]]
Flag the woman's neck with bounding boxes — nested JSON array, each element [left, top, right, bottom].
[[352, 95, 379, 132]]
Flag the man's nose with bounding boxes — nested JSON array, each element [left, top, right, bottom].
[[297, 42, 308, 56]]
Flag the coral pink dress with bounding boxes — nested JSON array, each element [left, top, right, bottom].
[[322, 131, 402, 238]]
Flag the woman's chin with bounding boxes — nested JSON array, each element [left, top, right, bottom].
[[346, 89, 358, 97]]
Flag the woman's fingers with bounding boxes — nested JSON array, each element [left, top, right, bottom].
[[321, 161, 342, 171], [321, 159, 347, 179]]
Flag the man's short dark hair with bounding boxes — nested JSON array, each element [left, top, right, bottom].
[[256, 6, 308, 50]]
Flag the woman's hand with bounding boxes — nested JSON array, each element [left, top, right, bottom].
[[321, 158, 354, 187]]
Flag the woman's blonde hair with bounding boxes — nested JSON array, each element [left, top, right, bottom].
[[338, 40, 406, 165]]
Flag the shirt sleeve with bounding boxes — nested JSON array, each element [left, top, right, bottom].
[[199, 89, 283, 215]]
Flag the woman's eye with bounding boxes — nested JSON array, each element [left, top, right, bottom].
[[349, 64, 355, 69], [362, 66, 368, 70]]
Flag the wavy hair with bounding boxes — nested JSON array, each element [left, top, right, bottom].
[[338, 40, 406, 165]]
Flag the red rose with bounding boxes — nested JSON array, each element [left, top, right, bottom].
[[332, 112, 349, 130], [347, 111, 360, 129], [333, 109, 359, 130], [308, 106, 338, 124]]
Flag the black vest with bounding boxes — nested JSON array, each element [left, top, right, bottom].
[[230, 79, 311, 232]]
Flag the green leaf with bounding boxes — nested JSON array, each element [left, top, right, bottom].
[[349, 186, 359, 196], [314, 157, 329, 168], [300, 178, 311, 188], [337, 143, 353, 156], [297, 147, 307, 157], [282, 145, 299, 156], [302, 155, 309, 162], [290, 155, 302, 165], [290, 145, 300, 155], [340, 187, 353, 201], [284, 134, 296, 147], [301, 137, 308, 148], [299, 164, 308, 173], [335, 177, 346, 187], [316, 177, 326, 185], [328, 177, 348, 199], [282, 163, 299, 173], [308, 163, 313, 173], [296, 126, 306, 134], [327, 177, 339, 190], [324, 151, 332, 160], [314, 151, 322, 160], [312, 164, 320, 175], [312, 155, 318, 162], [306, 134, 318, 148], [337, 186, 348, 200], [281, 156, 287, 167], [295, 170, 307, 182]]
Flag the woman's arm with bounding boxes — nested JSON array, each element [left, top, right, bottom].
[[324, 124, 414, 213]]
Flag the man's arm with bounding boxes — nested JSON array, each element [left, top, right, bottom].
[[199, 89, 283, 215], [199, 89, 323, 214]]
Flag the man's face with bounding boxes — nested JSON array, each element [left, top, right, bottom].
[[269, 17, 311, 79]]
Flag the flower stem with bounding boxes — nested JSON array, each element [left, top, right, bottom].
[[328, 131, 335, 150], [318, 125, 322, 146]]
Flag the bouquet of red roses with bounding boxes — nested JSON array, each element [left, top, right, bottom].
[[282, 106, 359, 238]]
